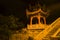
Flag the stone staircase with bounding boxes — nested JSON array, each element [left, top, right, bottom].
[[43, 25, 60, 40], [34, 17, 60, 40]]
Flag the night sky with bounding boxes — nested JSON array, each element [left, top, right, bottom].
[[0, 0, 60, 24]]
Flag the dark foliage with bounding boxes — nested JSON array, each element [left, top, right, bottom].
[[0, 15, 25, 40]]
